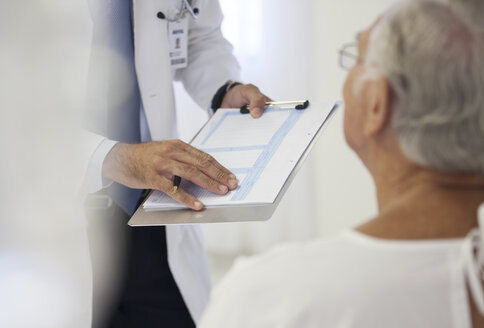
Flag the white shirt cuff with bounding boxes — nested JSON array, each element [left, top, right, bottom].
[[86, 138, 118, 193]]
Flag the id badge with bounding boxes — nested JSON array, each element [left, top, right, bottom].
[[168, 18, 188, 69]]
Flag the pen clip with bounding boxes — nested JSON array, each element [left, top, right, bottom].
[[240, 100, 310, 114]]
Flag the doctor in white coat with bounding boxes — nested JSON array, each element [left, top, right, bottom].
[[84, 0, 269, 327]]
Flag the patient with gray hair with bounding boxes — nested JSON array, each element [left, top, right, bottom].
[[198, 0, 484, 327]]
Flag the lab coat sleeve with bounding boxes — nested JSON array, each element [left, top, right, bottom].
[[174, 0, 241, 112], [82, 0, 125, 194], [80, 130, 117, 193]]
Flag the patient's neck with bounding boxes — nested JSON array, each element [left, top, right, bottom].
[[359, 163, 484, 240], [377, 166, 484, 209]]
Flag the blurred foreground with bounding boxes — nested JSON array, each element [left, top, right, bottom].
[[0, 2, 93, 326]]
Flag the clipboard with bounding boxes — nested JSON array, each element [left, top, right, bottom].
[[128, 101, 339, 226]]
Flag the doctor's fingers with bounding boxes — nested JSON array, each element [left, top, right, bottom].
[[165, 150, 237, 191], [243, 85, 272, 118], [151, 174, 204, 211], [167, 161, 232, 195], [169, 141, 238, 189]]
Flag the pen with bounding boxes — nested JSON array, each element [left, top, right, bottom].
[[240, 100, 309, 113], [173, 175, 181, 192]]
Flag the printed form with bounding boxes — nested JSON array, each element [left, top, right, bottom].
[[143, 102, 336, 210]]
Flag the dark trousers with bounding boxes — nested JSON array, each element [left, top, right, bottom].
[[87, 193, 195, 328], [109, 224, 195, 328]]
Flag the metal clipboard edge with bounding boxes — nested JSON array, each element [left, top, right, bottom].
[[128, 102, 340, 226]]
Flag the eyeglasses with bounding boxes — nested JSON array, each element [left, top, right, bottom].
[[338, 42, 361, 70]]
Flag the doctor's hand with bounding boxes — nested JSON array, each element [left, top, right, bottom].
[[102, 140, 238, 211], [221, 83, 271, 119]]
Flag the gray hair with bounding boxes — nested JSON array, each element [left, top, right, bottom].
[[448, 0, 484, 31], [364, 0, 484, 174]]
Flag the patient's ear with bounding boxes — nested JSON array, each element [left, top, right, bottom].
[[363, 76, 392, 136]]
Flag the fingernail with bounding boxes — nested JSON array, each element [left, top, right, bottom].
[[252, 107, 262, 116], [228, 178, 238, 189], [218, 184, 228, 193], [194, 201, 203, 210], [229, 174, 237, 180]]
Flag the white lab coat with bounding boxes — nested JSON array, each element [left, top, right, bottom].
[[83, 0, 240, 324]]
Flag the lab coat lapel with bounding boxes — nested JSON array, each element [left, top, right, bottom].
[[133, 0, 176, 141]]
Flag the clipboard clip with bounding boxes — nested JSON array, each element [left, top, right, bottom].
[[240, 100, 310, 114]]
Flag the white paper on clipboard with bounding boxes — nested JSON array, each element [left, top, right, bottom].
[[142, 101, 336, 210]]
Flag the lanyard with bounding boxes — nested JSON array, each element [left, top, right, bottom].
[[168, 0, 199, 22]]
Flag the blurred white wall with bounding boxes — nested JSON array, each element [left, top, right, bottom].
[[310, 1, 391, 235], [175, 0, 396, 279]]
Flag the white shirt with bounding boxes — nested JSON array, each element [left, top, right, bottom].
[[199, 230, 472, 328]]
